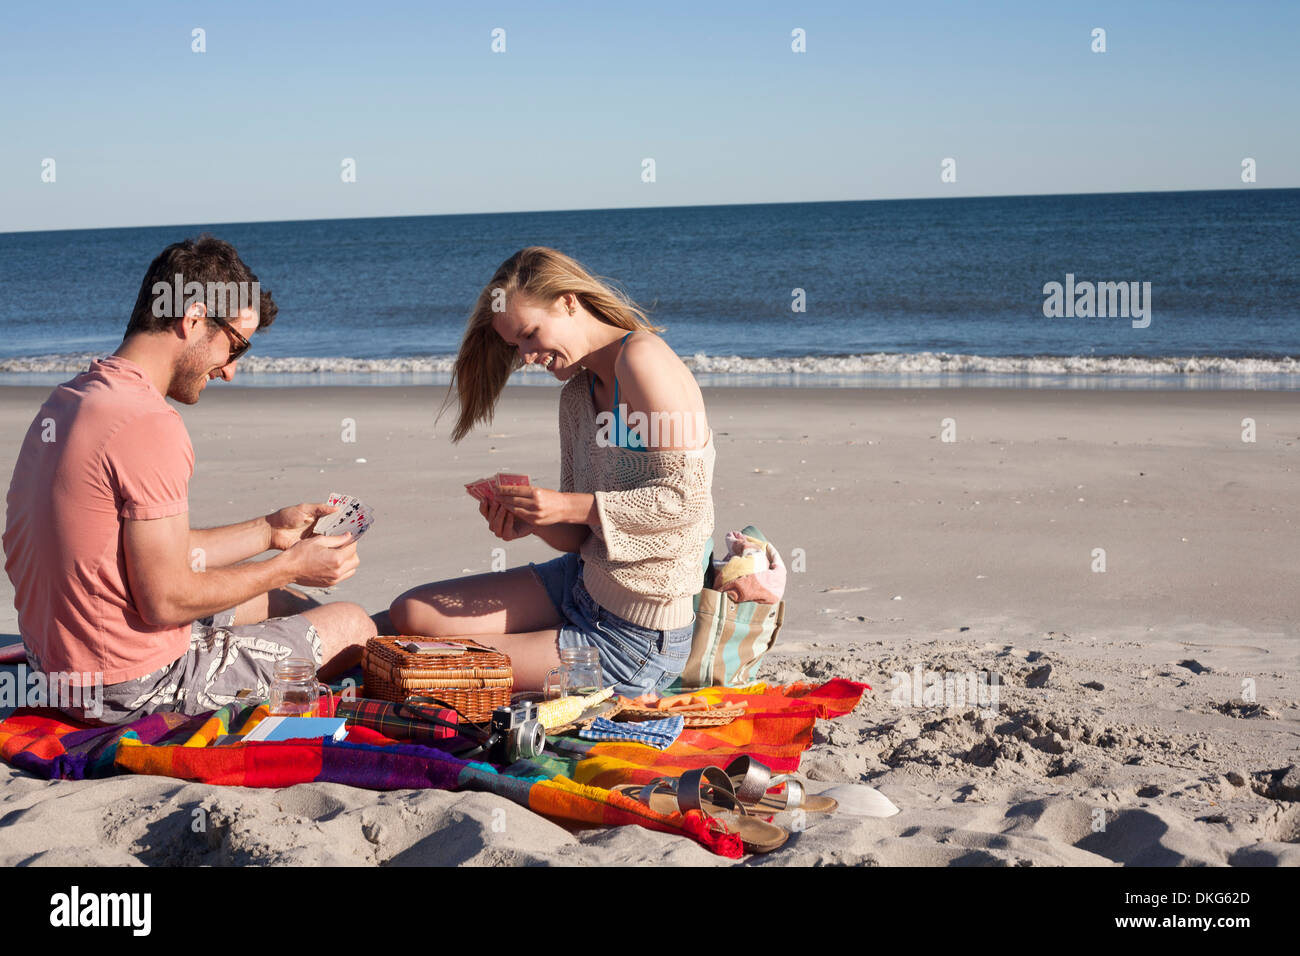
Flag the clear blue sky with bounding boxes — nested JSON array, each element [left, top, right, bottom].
[[1, 0, 1296, 232]]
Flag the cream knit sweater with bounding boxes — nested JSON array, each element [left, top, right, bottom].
[[558, 369, 715, 630]]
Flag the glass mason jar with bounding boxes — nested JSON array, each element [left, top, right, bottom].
[[543, 647, 604, 700], [268, 658, 332, 717]]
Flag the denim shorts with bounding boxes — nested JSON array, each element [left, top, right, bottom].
[[529, 553, 694, 697]]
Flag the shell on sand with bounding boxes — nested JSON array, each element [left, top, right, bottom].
[[817, 784, 901, 818]]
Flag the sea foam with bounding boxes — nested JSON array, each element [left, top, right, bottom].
[[0, 351, 1296, 386]]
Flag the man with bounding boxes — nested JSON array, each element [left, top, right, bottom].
[[3, 236, 376, 724]]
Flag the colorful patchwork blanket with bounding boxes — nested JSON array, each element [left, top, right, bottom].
[[0, 679, 867, 858]]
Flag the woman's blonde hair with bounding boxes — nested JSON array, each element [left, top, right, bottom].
[[440, 246, 664, 442]]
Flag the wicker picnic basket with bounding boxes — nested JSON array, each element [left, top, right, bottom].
[[362, 637, 513, 721]]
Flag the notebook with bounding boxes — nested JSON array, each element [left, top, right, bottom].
[[244, 716, 349, 743]]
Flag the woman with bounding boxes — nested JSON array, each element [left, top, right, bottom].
[[389, 247, 715, 696]]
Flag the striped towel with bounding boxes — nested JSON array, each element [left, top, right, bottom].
[[579, 715, 684, 750]]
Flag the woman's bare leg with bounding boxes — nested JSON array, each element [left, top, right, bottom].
[[431, 628, 564, 691], [389, 566, 561, 638], [389, 567, 568, 690]]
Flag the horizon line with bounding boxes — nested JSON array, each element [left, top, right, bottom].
[[2, 185, 1293, 238]]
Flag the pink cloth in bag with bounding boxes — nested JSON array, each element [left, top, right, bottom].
[[714, 531, 786, 604]]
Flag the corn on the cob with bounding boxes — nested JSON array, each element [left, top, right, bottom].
[[536, 686, 615, 729]]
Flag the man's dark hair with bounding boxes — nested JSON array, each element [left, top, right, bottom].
[[126, 235, 278, 336]]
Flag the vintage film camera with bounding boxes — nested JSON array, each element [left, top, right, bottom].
[[486, 701, 544, 763]]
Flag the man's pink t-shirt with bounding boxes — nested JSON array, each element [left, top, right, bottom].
[[3, 355, 194, 685]]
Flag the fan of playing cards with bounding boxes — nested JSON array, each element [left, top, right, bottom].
[[311, 492, 374, 539], [465, 472, 530, 504]]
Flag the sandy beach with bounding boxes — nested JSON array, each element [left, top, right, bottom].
[[2, 382, 1297, 866]]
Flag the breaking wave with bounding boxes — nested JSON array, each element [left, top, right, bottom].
[[1, 351, 1297, 386]]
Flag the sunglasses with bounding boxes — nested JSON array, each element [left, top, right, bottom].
[[208, 314, 252, 363]]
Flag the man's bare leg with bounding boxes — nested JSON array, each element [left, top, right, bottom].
[[230, 587, 371, 680], [302, 602, 376, 680]]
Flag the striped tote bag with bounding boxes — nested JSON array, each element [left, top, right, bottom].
[[664, 527, 786, 692]]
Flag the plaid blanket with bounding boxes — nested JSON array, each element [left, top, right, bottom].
[[0, 678, 867, 858], [335, 697, 461, 746]]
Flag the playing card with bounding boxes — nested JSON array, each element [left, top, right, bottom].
[[494, 472, 531, 491], [313, 492, 374, 539], [466, 477, 497, 503]]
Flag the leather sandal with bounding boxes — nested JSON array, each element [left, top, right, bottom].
[[725, 756, 837, 814], [613, 766, 789, 854]]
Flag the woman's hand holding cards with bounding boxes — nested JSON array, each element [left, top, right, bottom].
[[494, 485, 586, 526], [467, 472, 538, 539], [468, 476, 593, 552], [479, 496, 534, 541]]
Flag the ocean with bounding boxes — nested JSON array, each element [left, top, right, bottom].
[[1, 189, 1297, 389]]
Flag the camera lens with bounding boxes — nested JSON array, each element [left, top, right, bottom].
[[522, 721, 544, 759]]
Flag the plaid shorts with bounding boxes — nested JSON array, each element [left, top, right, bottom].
[[59, 607, 322, 725]]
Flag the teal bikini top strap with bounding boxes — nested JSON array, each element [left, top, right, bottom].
[[612, 331, 633, 411], [590, 332, 635, 402]]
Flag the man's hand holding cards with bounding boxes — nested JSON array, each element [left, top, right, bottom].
[[280, 492, 369, 588], [311, 492, 374, 540]]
